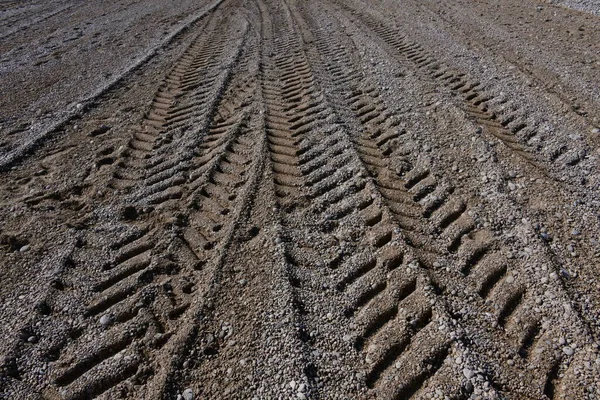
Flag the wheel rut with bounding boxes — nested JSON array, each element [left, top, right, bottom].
[[287, 0, 599, 397], [1, 0, 599, 398], [1, 2, 262, 398], [330, 0, 551, 178]]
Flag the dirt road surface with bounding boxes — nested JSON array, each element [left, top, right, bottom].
[[1, 0, 600, 398]]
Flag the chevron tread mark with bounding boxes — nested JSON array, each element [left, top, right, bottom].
[[289, 1, 599, 397]]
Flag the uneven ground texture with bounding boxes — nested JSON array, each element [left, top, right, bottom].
[[1, 0, 600, 398]]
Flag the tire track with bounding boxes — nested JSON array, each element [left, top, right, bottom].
[[0, 5, 262, 398], [134, 18, 264, 396], [329, 0, 553, 176], [126, 23, 255, 214], [284, 4, 481, 397], [293, 0, 599, 397], [109, 11, 230, 192], [161, 2, 321, 397], [258, 0, 338, 395], [255, 1, 497, 397], [181, 3, 319, 391], [262, 33, 329, 207], [0, 0, 225, 172], [50, 20, 258, 400]]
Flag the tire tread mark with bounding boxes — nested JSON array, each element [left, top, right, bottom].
[[45, 11, 257, 399], [340, 5, 546, 173]]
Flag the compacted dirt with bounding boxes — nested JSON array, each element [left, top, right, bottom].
[[1, 0, 600, 398]]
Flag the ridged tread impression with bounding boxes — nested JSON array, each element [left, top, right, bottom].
[[262, 14, 335, 210], [50, 115, 259, 399], [11, 10, 262, 400], [330, 0, 548, 173], [134, 22, 263, 397], [295, 1, 597, 397], [135, 29, 255, 210], [109, 11, 237, 193], [257, 2, 482, 398]]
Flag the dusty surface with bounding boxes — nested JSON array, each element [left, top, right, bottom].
[[551, 0, 600, 15], [1, 0, 600, 398]]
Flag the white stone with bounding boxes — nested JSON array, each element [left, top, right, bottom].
[[182, 388, 194, 400]]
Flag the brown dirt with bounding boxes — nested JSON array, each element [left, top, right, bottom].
[[1, 0, 599, 398]]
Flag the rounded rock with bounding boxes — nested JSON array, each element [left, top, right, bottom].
[[563, 346, 574, 356], [99, 314, 113, 326], [559, 337, 566, 345], [182, 388, 194, 400], [463, 368, 475, 379]]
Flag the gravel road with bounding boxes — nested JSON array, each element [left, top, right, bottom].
[[1, 0, 600, 398]]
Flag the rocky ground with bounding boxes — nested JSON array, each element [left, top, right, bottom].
[[0, 0, 599, 399], [552, 0, 600, 15]]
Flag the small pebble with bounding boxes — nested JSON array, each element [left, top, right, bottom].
[[182, 388, 194, 400], [540, 232, 552, 241], [563, 346, 574, 356], [464, 380, 474, 392], [19, 245, 30, 253], [463, 368, 475, 379], [99, 314, 113, 326], [27, 336, 38, 344]]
